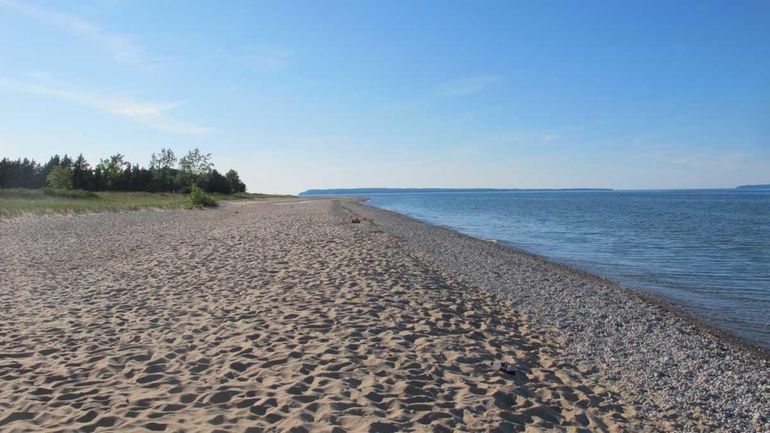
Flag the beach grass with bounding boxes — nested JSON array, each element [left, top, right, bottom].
[[0, 188, 294, 218]]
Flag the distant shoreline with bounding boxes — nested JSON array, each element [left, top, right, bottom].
[[736, 183, 770, 190], [299, 187, 613, 196], [300, 186, 770, 196]]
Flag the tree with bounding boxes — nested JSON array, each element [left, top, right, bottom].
[[179, 148, 213, 178], [149, 148, 177, 171], [149, 148, 177, 192], [47, 165, 73, 189], [225, 169, 246, 193], [1, 149, 249, 194], [128, 164, 153, 191], [177, 148, 214, 191], [60, 154, 73, 168], [174, 170, 196, 193], [0, 158, 43, 188], [205, 169, 230, 194], [71, 154, 93, 190], [97, 154, 128, 190], [41, 155, 70, 186]]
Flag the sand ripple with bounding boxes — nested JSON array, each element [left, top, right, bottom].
[[0, 199, 642, 432]]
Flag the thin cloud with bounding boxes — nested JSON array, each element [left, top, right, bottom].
[[212, 43, 292, 72], [0, 76, 211, 135], [437, 74, 501, 97], [0, 0, 150, 66]]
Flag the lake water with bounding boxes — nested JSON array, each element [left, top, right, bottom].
[[364, 190, 770, 349]]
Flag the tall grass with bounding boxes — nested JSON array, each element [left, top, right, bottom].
[[0, 188, 296, 218], [0, 189, 190, 217]]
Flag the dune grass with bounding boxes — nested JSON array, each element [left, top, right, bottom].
[[0, 188, 294, 218]]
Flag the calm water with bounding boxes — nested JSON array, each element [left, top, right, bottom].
[[365, 190, 770, 349]]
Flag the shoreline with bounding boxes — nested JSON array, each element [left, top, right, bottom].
[[359, 199, 770, 360], [345, 198, 769, 432], [1, 198, 767, 432], [358, 199, 770, 362]]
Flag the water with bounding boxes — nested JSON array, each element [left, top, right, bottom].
[[364, 190, 770, 349]]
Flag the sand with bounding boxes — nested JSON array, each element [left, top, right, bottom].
[[0, 198, 648, 432]]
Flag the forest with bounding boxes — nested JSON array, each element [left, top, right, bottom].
[[0, 148, 246, 194]]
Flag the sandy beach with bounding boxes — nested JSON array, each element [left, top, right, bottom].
[[0, 198, 767, 432]]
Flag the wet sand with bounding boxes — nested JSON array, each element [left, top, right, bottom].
[[0, 198, 765, 432]]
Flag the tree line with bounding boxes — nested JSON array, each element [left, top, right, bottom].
[[0, 148, 246, 194]]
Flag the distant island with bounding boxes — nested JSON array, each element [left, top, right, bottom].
[[735, 184, 770, 190], [299, 188, 613, 196]]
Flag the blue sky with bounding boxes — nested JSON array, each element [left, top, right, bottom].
[[1, 0, 768, 193]]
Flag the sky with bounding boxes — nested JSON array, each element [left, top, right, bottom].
[[1, 0, 769, 194]]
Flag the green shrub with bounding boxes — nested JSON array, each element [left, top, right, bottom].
[[189, 186, 217, 207], [47, 166, 73, 189]]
